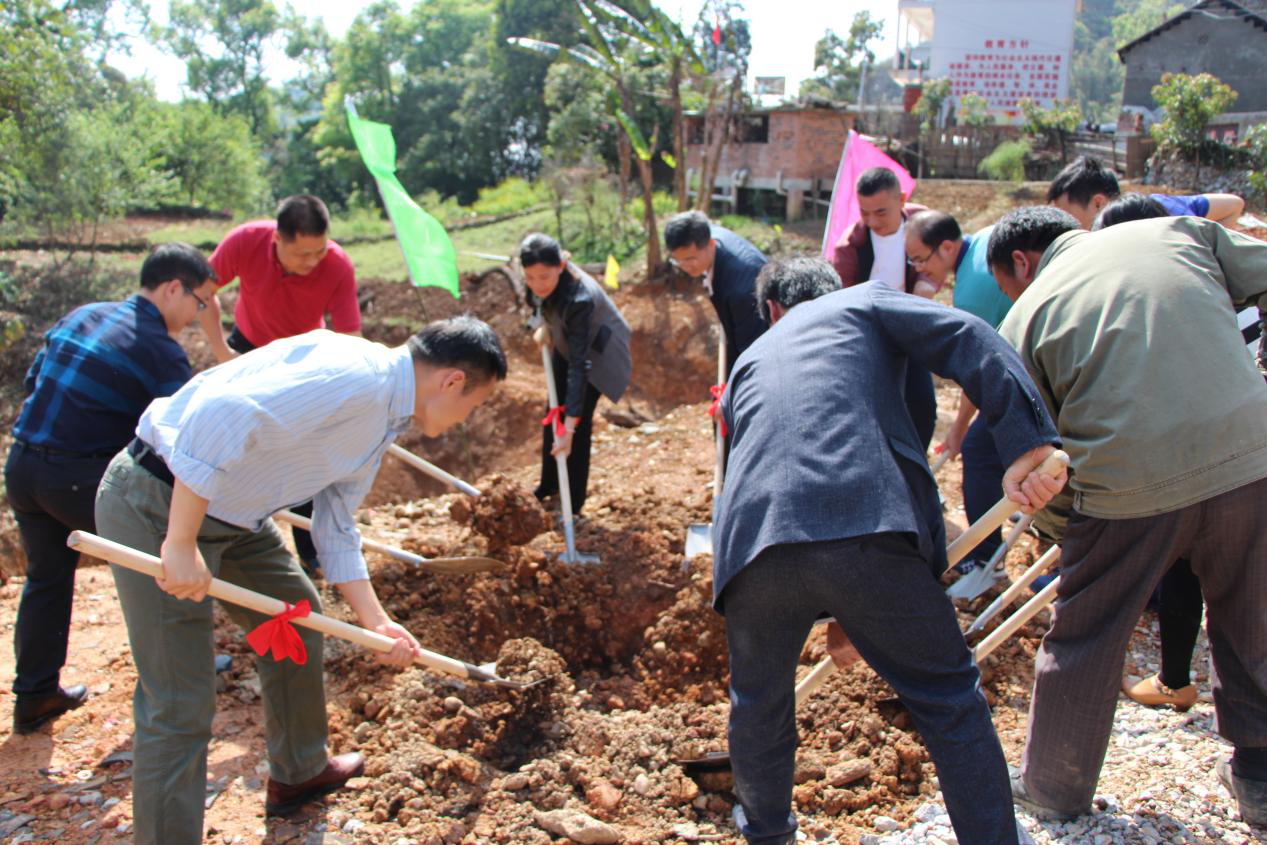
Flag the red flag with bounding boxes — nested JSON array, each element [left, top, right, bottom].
[[707, 383, 728, 438], [712, 13, 722, 46], [246, 600, 311, 665]]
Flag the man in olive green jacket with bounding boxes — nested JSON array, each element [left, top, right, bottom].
[[988, 208, 1267, 826]]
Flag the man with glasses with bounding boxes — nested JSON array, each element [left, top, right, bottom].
[[4, 243, 216, 733], [664, 210, 768, 379], [198, 194, 362, 576], [906, 211, 1021, 594]]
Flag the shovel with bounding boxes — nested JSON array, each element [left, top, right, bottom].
[[965, 543, 1060, 635], [685, 333, 727, 561], [387, 443, 481, 497], [535, 327, 600, 565], [677, 449, 1068, 772], [66, 531, 543, 690], [273, 510, 502, 575], [946, 513, 1033, 601]]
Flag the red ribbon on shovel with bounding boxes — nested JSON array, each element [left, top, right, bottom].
[[246, 599, 311, 665], [707, 384, 728, 438], [541, 406, 567, 438]]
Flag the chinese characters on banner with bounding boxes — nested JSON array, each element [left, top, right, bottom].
[[947, 38, 1067, 113]]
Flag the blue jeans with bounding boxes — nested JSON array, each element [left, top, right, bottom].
[[961, 415, 1006, 564], [722, 534, 1019, 845]]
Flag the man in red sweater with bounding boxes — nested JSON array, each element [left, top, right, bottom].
[[830, 167, 934, 297], [199, 194, 361, 364], [198, 194, 362, 575]]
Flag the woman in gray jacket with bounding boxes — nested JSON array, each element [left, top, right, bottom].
[[519, 233, 631, 514]]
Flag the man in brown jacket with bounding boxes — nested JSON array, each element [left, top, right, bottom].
[[830, 166, 934, 296]]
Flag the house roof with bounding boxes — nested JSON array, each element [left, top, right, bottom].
[[1117, 0, 1267, 59]]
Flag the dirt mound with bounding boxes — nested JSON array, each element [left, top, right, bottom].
[[452, 473, 551, 550]]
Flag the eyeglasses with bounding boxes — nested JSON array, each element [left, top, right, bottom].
[[183, 287, 209, 311], [907, 240, 945, 268]]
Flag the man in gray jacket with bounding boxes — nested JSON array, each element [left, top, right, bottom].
[[715, 257, 1065, 845]]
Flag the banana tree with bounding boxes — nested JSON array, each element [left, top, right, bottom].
[[509, 8, 664, 271]]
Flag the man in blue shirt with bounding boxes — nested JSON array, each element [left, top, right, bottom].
[[4, 243, 216, 734], [93, 317, 506, 844], [906, 211, 1017, 588], [1046, 156, 1244, 230]]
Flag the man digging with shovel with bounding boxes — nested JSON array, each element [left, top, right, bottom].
[[713, 257, 1066, 845], [94, 316, 506, 845]]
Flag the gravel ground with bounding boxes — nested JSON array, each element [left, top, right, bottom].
[[852, 613, 1267, 845]]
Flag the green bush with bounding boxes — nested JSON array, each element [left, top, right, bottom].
[[1150, 73, 1237, 158], [1244, 123, 1267, 195], [469, 178, 549, 216], [979, 139, 1031, 182]]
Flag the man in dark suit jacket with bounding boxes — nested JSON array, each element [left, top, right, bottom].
[[664, 211, 767, 378], [715, 258, 1065, 845]]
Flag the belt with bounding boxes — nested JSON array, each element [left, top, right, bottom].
[[15, 440, 116, 460], [127, 437, 175, 486]]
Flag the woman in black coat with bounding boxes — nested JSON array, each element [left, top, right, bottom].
[[519, 233, 631, 514]]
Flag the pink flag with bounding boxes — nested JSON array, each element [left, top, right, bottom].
[[821, 130, 917, 260]]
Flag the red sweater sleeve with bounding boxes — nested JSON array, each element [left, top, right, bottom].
[[325, 247, 362, 333]]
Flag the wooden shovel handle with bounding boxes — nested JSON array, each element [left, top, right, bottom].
[[387, 444, 481, 498], [974, 574, 1060, 661], [67, 530, 477, 680], [274, 510, 424, 567], [794, 448, 1068, 704]]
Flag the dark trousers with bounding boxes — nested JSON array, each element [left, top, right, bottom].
[[961, 415, 1006, 564], [536, 350, 602, 515], [1022, 475, 1267, 812], [227, 327, 317, 562], [905, 363, 936, 452], [1158, 558, 1204, 690], [4, 442, 111, 697], [722, 534, 1019, 845]]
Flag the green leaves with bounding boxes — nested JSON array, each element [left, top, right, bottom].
[[1150, 72, 1238, 156], [616, 109, 652, 160]]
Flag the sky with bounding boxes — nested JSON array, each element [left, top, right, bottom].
[[107, 0, 902, 102]]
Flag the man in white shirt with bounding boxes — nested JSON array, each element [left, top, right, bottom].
[[94, 317, 507, 845]]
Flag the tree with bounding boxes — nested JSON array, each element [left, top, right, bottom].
[[159, 0, 281, 138], [160, 101, 265, 209], [959, 92, 992, 129], [912, 78, 951, 177], [1150, 72, 1237, 158], [1019, 98, 1082, 162], [691, 0, 751, 213], [801, 12, 883, 104], [1112, 0, 1186, 47]]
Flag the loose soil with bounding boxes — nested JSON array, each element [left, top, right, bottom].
[[0, 186, 1262, 844]]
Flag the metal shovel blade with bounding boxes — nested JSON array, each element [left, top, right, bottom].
[[471, 661, 550, 691], [676, 750, 732, 772], [946, 562, 1007, 601], [685, 524, 713, 559]]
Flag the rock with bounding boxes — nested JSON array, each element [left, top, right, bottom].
[[826, 758, 873, 787], [501, 773, 529, 791], [585, 780, 622, 813], [354, 722, 372, 742], [632, 774, 650, 796], [874, 816, 899, 832], [443, 696, 463, 713], [533, 809, 622, 844], [47, 794, 71, 810]]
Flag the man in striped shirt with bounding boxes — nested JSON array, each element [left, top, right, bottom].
[[4, 243, 216, 734], [93, 316, 506, 844]]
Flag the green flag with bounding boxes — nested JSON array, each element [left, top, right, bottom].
[[346, 100, 460, 298]]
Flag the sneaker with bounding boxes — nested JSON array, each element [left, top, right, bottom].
[[1008, 765, 1086, 821], [1121, 673, 1197, 712], [1217, 757, 1267, 827]]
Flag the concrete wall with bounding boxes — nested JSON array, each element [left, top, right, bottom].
[[1122, 12, 1267, 112]]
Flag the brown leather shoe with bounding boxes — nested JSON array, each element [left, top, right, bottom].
[[1122, 673, 1197, 712], [265, 752, 364, 816], [14, 685, 88, 734]]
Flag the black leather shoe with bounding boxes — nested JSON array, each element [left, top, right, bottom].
[[14, 685, 88, 734]]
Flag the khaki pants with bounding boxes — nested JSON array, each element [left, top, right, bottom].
[[95, 450, 328, 845]]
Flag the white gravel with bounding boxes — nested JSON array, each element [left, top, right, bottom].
[[853, 614, 1265, 844]]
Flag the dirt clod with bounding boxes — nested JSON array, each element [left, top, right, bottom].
[[463, 473, 551, 550]]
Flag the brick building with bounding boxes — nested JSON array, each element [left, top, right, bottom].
[[683, 105, 856, 220]]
